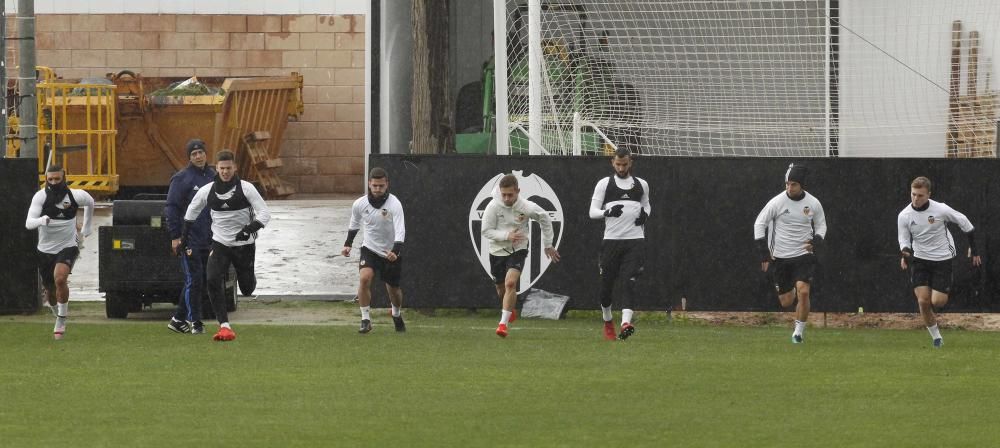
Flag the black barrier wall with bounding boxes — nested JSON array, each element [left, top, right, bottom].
[[368, 154, 1000, 313], [0, 158, 40, 314]]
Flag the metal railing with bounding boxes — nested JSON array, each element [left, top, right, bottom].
[[35, 67, 119, 194]]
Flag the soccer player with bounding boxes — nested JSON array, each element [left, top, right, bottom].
[[589, 148, 651, 341], [897, 176, 981, 348], [481, 174, 561, 338], [754, 163, 826, 344], [25, 164, 95, 340], [341, 167, 406, 334], [165, 139, 215, 335], [182, 150, 271, 342]]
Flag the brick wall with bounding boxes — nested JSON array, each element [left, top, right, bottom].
[[9, 14, 366, 194]]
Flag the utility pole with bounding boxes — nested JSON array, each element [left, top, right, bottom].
[[17, 0, 36, 159], [1, 0, 7, 154]]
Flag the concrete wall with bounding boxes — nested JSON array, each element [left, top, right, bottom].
[[4, 0, 366, 15]]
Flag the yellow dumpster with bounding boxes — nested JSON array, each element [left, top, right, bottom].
[[113, 71, 304, 196]]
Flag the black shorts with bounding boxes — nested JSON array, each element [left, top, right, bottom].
[[910, 257, 953, 293], [489, 250, 528, 284], [37, 247, 80, 289], [359, 246, 402, 287], [599, 239, 645, 280], [771, 254, 817, 295]]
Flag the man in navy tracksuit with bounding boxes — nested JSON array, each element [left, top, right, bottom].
[[165, 139, 216, 334]]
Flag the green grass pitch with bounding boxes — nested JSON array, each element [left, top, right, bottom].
[[2, 306, 999, 447]]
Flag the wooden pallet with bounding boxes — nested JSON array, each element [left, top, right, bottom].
[[241, 131, 296, 198], [948, 21, 997, 158]]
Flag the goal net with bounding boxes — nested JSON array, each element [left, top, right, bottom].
[[497, 0, 1000, 157]]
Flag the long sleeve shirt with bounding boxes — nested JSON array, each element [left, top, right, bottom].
[[589, 175, 651, 240], [348, 193, 405, 258], [481, 197, 555, 256], [185, 180, 271, 247], [897, 199, 974, 261], [754, 191, 827, 259], [25, 189, 95, 254]]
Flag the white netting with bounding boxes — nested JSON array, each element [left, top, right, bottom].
[[499, 0, 1000, 157]]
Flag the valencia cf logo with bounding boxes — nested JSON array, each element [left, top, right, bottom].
[[381, 209, 388, 217], [468, 170, 564, 294], [927, 216, 936, 224], [803, 206, 812, 216]]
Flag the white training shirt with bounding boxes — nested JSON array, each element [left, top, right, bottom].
[[754, 191, 827, 259], [348, 193, 405, 258], [185, 180, 271, 247], [25, 189, 95, 254], [589, 175, 651, 240], [481, 196, 556, 256], [897, 199, 974, 261]]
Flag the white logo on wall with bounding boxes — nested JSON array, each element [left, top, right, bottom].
[[468, 170, 564, 294]]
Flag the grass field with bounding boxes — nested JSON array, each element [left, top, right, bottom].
[[2, 302, 1000, 447]]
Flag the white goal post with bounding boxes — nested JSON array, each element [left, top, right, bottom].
[[493, 0, 1000, 158]]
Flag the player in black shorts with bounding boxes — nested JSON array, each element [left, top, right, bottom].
[[25, 165, 95, 340], [897, 176, 980, 348], [753, 164, 827, 344], [480, 174, 559, 338], [342, 168, 407, 334]]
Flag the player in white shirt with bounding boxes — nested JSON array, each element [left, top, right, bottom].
[[342, 167, 407, 334], [589, 148, 651, 341], [481, 174, 561, 338], [896, 176, 981, 348], [183, 150, 271, 342], [754, 164, 827, 344], [25, 165, 95, 340]]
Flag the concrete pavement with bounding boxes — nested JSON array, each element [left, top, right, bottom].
[[71, 199, 361, 301]]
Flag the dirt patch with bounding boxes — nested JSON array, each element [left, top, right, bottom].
[[6, 300, 1000, 331], [677, 311, 1000, 331]]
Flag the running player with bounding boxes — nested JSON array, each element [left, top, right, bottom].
[[753, 163, 827, 344], [589, 148, 651, 341], [897, 176, 980, 348], [342, 167, 407, 334], [481, 174, 560, 338], [183, 150, 271, 342], [25, 165, 95, 340]]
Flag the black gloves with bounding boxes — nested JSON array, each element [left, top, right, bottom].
[[967, 231, 978, 257], [391, 242, 404, 257], [236, 220, 265, 242], [901, 246, 913, 259], [634, 208, 648, 226], [756, 238, 772, 262], [809, 234, 824, 255], [604, 204, 624, 217]]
